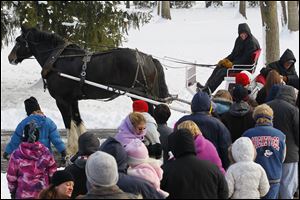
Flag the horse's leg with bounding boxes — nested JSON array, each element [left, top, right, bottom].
[[71, 100, 86, 136], [56, 99, 78, 156]]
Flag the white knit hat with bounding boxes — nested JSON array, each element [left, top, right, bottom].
[[85, 151, 119, 187]]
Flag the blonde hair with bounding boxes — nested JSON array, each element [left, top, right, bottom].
[[214, 89, 233, 102], [253, 104, 273, 124], [129, 112, 146, 128], [177, 120, 201, 137]]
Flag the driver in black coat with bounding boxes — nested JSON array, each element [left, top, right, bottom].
[[199, 23, 260, 94]]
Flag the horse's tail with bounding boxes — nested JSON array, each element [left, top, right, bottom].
[[153, 58, 170, 98]]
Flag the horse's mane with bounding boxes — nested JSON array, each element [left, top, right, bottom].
[[26, 28, 65, 46]]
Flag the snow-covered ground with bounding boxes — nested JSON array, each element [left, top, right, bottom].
[[1, 3, 299, 198]]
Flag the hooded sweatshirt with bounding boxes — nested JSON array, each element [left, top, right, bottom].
[[7, 141, 57, 199], [266, 49, 298, 89], [115, 115, 146, 146], [225, 137, 270, 199], [226, 23, 260, 65]]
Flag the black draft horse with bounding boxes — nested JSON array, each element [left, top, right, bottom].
[[8, 26, 170, 156]]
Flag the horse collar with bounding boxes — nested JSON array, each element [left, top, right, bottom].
[[41, 42, 71, 79]]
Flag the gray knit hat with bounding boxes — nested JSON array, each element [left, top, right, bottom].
[[85, 151, 119, 187]]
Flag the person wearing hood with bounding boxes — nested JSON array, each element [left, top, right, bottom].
[[198, 23, 260, 94], [132, 100, 163, 159], [64, 132, 100, 198], [176, 91, 232, 169], [3, 96, 66, 164], [243, 104, 286, 199], [221, 85, 256, 142], [99, 137, 165, 199], [264, 48, 298, 90], [7, 121, 57, 199], [115, 112, 147, 146], [267, 85, 299, 199], [161, 129, 228, 199], [225, 137, 270, 199]]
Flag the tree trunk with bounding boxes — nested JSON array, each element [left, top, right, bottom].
[[280, 1, 287, 26], [158, 1, 160, 16], [239, 1, 247, 19], [161, 1, 171, 20], [260, 1, 280, 64], [126, 1, 130, 9], [287, 1, 299, 31]]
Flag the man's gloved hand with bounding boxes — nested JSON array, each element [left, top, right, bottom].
[[3, 152, 10, 160], [217, 59, 226, 67], [223, 59, 233, 68]]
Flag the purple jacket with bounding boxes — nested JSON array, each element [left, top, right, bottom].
[[194, 135, 225, 174], [115, 115, 146, 146], [7, 141, 57, 199]]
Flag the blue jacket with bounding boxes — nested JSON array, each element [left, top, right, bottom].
[[176, 91, 232, 169], [5, 114, 65, 154], [243, 125, 286, 181]]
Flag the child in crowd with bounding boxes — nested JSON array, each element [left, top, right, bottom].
[[125, 139, 169, 198], [7, 121, 57, 199], [225, 137, 270, 199]]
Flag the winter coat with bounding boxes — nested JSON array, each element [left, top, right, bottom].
[[65, 157, 88, 198], [266, 49, 299, 89], [76, 185, 141, 199], [226, 23, 260, 65], [115, 115, 146, 147], [7, 141, 57, 199], [225, 137, 270, 199], [212, 98, 233, 117], [194, 134, 225, 174], [142, 112, 161, 145], [142, 112, 163, 159], [243, 124, 286, 182], [161, 130, 228, 199], [127, 162, 169, 198], [267, 85, 299, 163], [221, 101, 256, 142], [157, 124, 173, 163], [176, 92, 232, 169], [5, 114, 65, 154], [99, 137, 165, 199], [256, 87, 267, 105]]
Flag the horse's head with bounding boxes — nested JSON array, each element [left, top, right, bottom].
[[8, 26, 35, 65]]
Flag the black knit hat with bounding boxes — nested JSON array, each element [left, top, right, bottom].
[[232, 85, 249, 102], [24, 96, 40, 116], [51, 170, 74, 186], [153, 104, 171, 124]]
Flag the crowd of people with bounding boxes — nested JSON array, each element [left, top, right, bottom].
[[2, 22, 299, 199]]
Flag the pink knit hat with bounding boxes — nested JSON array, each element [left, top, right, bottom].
[[125, 139, 149, 166]]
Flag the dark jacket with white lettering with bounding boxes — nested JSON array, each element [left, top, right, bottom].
[[243, 124, 286, 181]]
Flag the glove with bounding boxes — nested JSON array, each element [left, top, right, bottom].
[[3, 152, 10, 160], [147, 143, 162, 159], [217, 59, 226, 67], [223, 59, 233, 68]]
